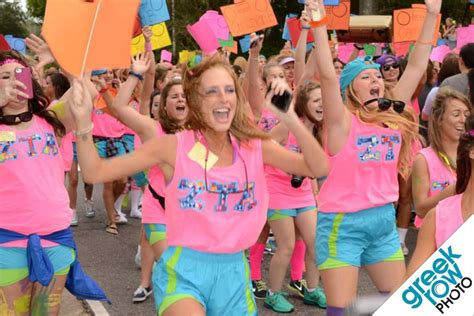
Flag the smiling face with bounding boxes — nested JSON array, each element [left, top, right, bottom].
[[351, 68, 385, 110], [198, 66, 237, 133], [151, 93, 160, 120], [307, 88, 323, 122], [440, 98, 471, 142], [0, 61, 28, 113], [164, 84, 187, 124]]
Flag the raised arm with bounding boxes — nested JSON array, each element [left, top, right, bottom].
[[246, 33, 266, 118], [394, 0, 442, 104], [110, 53, 156, 142], [309, 0, 350, 152], [294, 11, 311, 86], [140, 26, 156, 116], [69, 79, 175, 184], [263, 78, 329, 178]]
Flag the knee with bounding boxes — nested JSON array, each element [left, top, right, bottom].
[[276, 242, 295, 258]]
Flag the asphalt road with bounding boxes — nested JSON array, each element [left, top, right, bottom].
[[72, 181, 418, 316]]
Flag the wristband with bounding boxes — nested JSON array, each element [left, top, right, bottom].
[[310, 15, 329, 28], [74, 123, 94, 136], [129, 71, 144, 81], [302, 26, 311, 30]]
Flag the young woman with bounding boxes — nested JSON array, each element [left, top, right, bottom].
[[69, 54, 328, 315], [264, 81, 326, 313], [308, 0, 441, 314], [407, 113, 474, 276], [412, 88, 472, 227], [0, 49, 106, 315]]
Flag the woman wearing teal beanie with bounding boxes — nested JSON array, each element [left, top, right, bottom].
[[305, 0, 442, 315]]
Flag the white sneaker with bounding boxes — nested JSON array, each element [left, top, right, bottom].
[[130, 210, 142, 219], [401, 243, 409, 256], [115, 211, 128, 224], [85, 200, 96, 218], [71, 209, 78, 226]]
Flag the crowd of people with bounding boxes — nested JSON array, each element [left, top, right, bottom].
[[1, 0, 474, 315]]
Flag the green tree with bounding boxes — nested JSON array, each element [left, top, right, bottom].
[[0, 0, 29, 37], [26, 0, 46, 20]]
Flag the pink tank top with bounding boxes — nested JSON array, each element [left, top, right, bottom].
[[258, 109, 279, 132], [165, 130, 269, 253], [435, 194, 463, 248], [265, 132, 315, 209], [92, 108, 125, 138], [414, 147, 456, 227], [142, 124, 167, 224], [123, 100, 140, 136], [0, 116, 72, 247], [318, 114, 401, 213], [60, 132, 74, 172]]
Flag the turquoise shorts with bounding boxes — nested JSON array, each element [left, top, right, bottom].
[[153, 246, 257, 316], [0, 245, 76, 286], [267, 205, 316, 221], [144, 224, 167, 246], [93, 136, 126, 159], [316, 203, 403, 270], [123, 134, 149, 187]]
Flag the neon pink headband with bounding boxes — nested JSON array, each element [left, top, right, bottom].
[[0, 58, 27, 67]]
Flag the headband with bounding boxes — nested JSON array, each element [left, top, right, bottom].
[[0, 58, 27, 67]]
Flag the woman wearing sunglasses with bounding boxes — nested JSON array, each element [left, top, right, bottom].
[[0, 49, 107, 314], [307, 0, 441, 314], [70, 54, 329, 315], [412, 88, 472, 228], [407, 113, 474, 278], [376, 55, 402, 85]]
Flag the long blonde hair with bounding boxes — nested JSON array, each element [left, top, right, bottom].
[[429, 87, 473, 168], [345, 83, 419, 178], [183, 55, 269, 142]]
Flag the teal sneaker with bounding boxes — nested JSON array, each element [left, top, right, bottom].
[[303, 287, 327, 309], [264, 291, 294, 313]]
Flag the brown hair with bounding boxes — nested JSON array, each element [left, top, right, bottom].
[[261, 61, 283, 85], [158, 77, 185, 134], [456, 113, 474, 193], [429, 87, 473, 168], [345, 83, 419, 178], [183, 54, 268, 142], [295, 81, 323, 143], [0, 50, 66, 137]]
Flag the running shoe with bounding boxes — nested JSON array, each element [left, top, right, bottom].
[[287, 279, 308, 298], [303, 287, 327, 308], [132, 286, 152, 303], [252, 280, 268, 299], [264, 291, 294, 313]]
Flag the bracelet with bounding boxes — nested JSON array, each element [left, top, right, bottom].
[[310, 15, 329, 28], [73, 123, 94, 136], [129, 71, 144, 81], [302, 26, 311, 30]]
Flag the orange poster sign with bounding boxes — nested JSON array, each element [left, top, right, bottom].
[[220, 0, 278, 37], [326, 0, 350, 30], [42, 0, 140, 76], [393, 6, 440, 44]]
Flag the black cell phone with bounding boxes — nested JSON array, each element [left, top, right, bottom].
[[267, 85, 292, 112], [250, 34, 264, 48]]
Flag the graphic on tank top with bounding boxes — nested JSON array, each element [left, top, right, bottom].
[[431, 180, 450, 192], [0, 132, 59, 163], [356, 133, 401, 162]]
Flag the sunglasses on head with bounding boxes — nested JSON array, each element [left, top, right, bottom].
[[382, 63, 400, 72], [364, 98, 405, 113], [0, 111, 33, 125]]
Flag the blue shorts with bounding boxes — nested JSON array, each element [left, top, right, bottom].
[[316, 203, 403, 270], [267, 205, 316, 221], [93, 136, 126, 159], [0, 245, 76, 286], [123, 134, 148, 187], [144, 224, 167, 246], [153, 246, 257, 316]]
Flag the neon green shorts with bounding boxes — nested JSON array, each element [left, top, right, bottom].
[[144, 224, 167, 246]]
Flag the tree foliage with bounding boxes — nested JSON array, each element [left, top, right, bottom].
[[26, 0, 46, 20], [0, 0, 29, 37]]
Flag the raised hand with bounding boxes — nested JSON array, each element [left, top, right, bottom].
[[131, 52, 152, 75], [300, 10, 311, 29], [69, 79, 93, 125], [425, 0, 442, 14], [143, 26, 153, 43], [265, 78, 296, 121], [0, 80, 29, 107], [249, 32, 264, 56], [25, 34, 54, 70]]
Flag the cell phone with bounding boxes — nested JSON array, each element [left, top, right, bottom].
[[267, 85, 292, 113], [14, 67, 33, 100], [250, 34, 264, 48]]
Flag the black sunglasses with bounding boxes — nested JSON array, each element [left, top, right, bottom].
[[204, 138, 250, 195], [0, 111, 33, 125], [382, 63, 400, 72], [364, 98, 405, 113]]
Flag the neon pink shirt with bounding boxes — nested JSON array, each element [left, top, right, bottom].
[[318, 114, 401, 213], [0, 116, 72, 247], [165, 130, 269, 253], [142, 124, 166, 224], [258, 109, 279, 132], [265, 131, 315, 209], [60, 132, 74, 172], [123, 100, 140, 136], [92, 108, 125, 138], [415, 147, 456, 227], [435, 194, 463, 248]]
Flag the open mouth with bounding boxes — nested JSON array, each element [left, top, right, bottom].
[[456, 127, 465, 133], [213, 108, 230, 122], [176, 105, 186, 114], [369, 87, 380, 98]]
